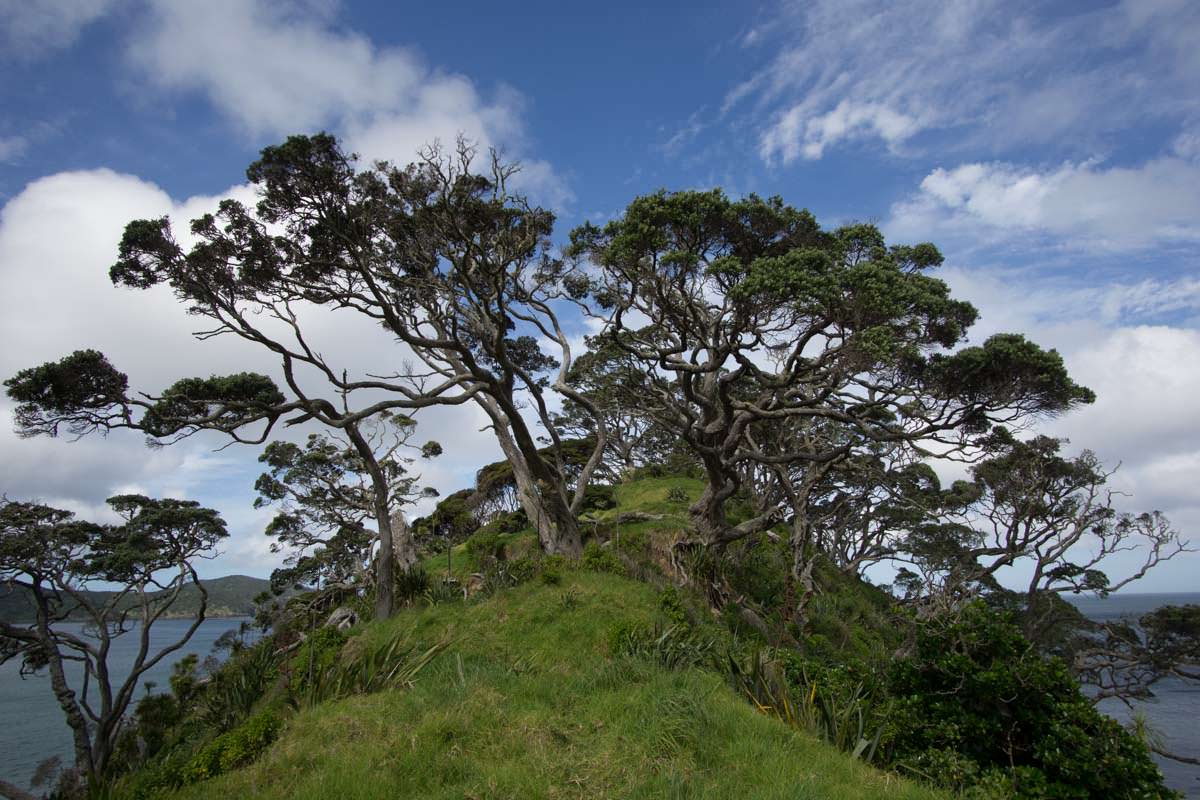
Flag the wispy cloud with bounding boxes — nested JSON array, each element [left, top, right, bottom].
[[730, 0, 1200, 164], [0, 0, 120, 59]]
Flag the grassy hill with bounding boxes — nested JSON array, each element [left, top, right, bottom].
[[0, 574, 269, 623], [161, 571, 941, 800]]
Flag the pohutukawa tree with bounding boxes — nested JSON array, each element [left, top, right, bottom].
[[551, 332, 675, 482], [569, 191, 1095, 587], [5, 133, 608, 619], [894, 434, 1189, 632], [254, 411, 440, 602], [0, 495, 226, 792]]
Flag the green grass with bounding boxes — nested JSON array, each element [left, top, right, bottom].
[[161, 571, 942, 800]]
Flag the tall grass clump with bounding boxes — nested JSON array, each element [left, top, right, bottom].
[[293, 629, 451, 708]]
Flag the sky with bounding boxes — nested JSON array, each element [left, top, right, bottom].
[[1, 0, 1198, 591]]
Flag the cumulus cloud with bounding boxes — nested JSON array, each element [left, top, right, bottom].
[[735, 0, 1200, 164], [759, 100, 919, 162], [0, 0, 119, 58], [886, 158, 1200, 251], [123, 0, 570, 207], [924, 264, 1200, 590], [0, 168, 503, 578]]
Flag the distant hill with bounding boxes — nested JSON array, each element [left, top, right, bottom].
[[0, 575, 270, 623]]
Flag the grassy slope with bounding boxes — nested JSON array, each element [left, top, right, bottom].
[[166, 571, 941, 800]]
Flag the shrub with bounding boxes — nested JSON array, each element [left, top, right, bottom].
[[579, 483, 618, 512], [394, 565, 432, 604], [666, 486, 689, 504], [295, 629, 449, 707], [198, 640, 279, 731], [464, 529, 505, 564], [610, 621, 715, 670], [182, 710, 282, 784], [659, 585, 690, 628], [288, 625, 347, 697], [581, 541, 624, 575], [887, 602, 1172, 798]]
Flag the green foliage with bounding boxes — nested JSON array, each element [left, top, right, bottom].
[[293, 628, 449, 708], [198, 639, 279, 731], [393, 565, 432, 605], [581, 540, 624, 574], [727, 649, 887, 764], [182, 710, 282, 784], [610, 619, 716, 670], [658, 585, 690, 628], [3, 349, 130, 438], [579, 483, 617, 512], [463, 529, 505, 564], [724, 536, 789, 610], [289, 626, 347, 697], [887, 602, 1172, 798]]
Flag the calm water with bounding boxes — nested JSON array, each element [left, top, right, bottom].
[[1067, 592, 1200, 798], [0, 617, 252, 791]]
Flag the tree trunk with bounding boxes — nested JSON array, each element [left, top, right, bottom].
[[788, 504, 818, 626], [390, 509, 418, 570], [480, 397, 583, 558], [344, 423, 419, 619], [32, 591, 94, 782]]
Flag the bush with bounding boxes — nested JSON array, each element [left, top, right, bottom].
[[288, 626, 347, 697], [506, 556, 538, 584], [182, 710, 282, 784], [887, 602, 1172, 798], [579, 484, 617, 512], [394, 565, 432, 604], [581, 541, 624, 575], [198, 639, 279, 731], [464, 529, 506, 564], [609, 620, 715, 670]]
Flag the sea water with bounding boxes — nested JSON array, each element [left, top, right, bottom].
[[1067, 592, 1200, 798], [0, 617, 253, 791]]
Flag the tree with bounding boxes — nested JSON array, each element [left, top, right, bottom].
[[6, 133, 607, 573], [892, 434, 1189, 635], [551, 332, 674, 482], [0, 495, 227, 793], [254, 411, 439, 604], [569, 191, 1093, 588]]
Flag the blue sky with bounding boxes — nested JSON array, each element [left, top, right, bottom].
[[1, 0, 1199, 591]]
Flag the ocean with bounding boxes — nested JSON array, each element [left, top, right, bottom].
[[1067, 592, 1200, 798], [0, 617, 253, 791]]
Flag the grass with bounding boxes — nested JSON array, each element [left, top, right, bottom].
[[161, 571, 942, 800]]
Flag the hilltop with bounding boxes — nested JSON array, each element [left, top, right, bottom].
[[96, 475, 1173, 799], [157, 572, 940, 800]]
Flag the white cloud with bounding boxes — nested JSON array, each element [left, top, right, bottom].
[[886, 158, 1200, 250], [0, 168, 503, 579], [0, 0, 119, 58], [760, 100, 919, 163], [924, 264, 1200, 590], [123, 0, 570, 207], [733, 0, 1200, 163]]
